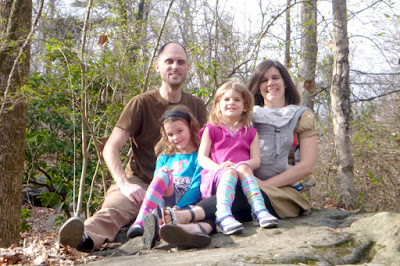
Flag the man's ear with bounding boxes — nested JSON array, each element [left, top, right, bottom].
[[155, 61, 160, 73]]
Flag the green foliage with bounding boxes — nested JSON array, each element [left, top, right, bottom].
[[24, 76, 81, 214], [352, 131, 374, 149], [20, 208, 32, 233], [368, 171, 382, 185], [357, 192, 368, 212], [351, 102, 378, 154], [346, 100, 400, 212], [54, 215, 65, 226], [302, 192, 310, 200], [23, 39, 132, 217], [37, 192, 63, 207]]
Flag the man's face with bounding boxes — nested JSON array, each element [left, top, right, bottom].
[[155, 43, 190, 88]]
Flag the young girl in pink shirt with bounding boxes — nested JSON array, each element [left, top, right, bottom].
[[198, 81, 278, 235]]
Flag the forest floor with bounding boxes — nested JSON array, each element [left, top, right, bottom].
[[0, 206, 102, 265]]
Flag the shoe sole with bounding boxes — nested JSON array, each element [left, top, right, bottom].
[[142, 213, 159, 249], [159, 224, 211, 249], [260, 220, 279, 228], [58, 217, 84, 248], [216, 224, 244, 235], [127, 225, 144, 239], [254, 218, 279, 228], [253, 211, 279, 229]]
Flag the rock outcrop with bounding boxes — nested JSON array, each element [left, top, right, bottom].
[[89, 209, 400, 265]]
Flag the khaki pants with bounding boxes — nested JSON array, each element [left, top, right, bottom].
[[259, 185, 310, 219], [84, 175, 149, 250]]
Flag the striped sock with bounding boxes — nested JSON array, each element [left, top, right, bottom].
[[131, 171, 173, 227], [216, 174, 238, 220], [241, 176, 269, 215]]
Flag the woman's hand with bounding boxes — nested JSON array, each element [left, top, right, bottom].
[[258, 135, 318, 187]]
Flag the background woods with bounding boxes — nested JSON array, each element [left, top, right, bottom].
[[0, 0, 399, 248]]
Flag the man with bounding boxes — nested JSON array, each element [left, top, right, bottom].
[[58, 42, 207, 251]]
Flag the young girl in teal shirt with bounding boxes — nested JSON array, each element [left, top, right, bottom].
[[126, 105, 203, 243]]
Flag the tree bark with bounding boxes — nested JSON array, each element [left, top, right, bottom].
[[0, 0, 31, 248], [299, 0, 318, 110], [330, 0, 358, 209], [284, 0, 292, 70]]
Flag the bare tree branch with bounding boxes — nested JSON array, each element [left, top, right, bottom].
[[0, 0, 44, 115], [347, 0, 384, 21], [310, 86, 329, 97], [143, 0, 175, 92], [351, 69, 400, 76], [349, 35, 392, 65], [350, 89, 400, 103]]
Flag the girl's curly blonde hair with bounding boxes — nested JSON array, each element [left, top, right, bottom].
[[209, 81, 254, 127], [155, 105, 200, 156]]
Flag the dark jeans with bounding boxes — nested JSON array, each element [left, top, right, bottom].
[[197, 185, 278, 229]]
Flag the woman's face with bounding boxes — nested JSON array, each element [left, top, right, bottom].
[[164, 119, 195, 153], [259, 66, 286, 108]]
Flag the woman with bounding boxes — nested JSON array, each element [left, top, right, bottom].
[[159, 60, 319, 246], [247, 59, 318, 217]]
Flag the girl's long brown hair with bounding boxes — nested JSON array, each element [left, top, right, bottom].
[[155, 105, 200, 156]]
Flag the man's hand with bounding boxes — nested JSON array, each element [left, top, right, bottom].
[[119, 182, 146, 205]]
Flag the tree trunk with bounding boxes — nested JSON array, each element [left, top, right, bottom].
[[299, 0, 318, 110], [284, 0, 292, 70], [75, 0, 94, 217], [0, 0, 31, 248], [330, 0, 358, 209]]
